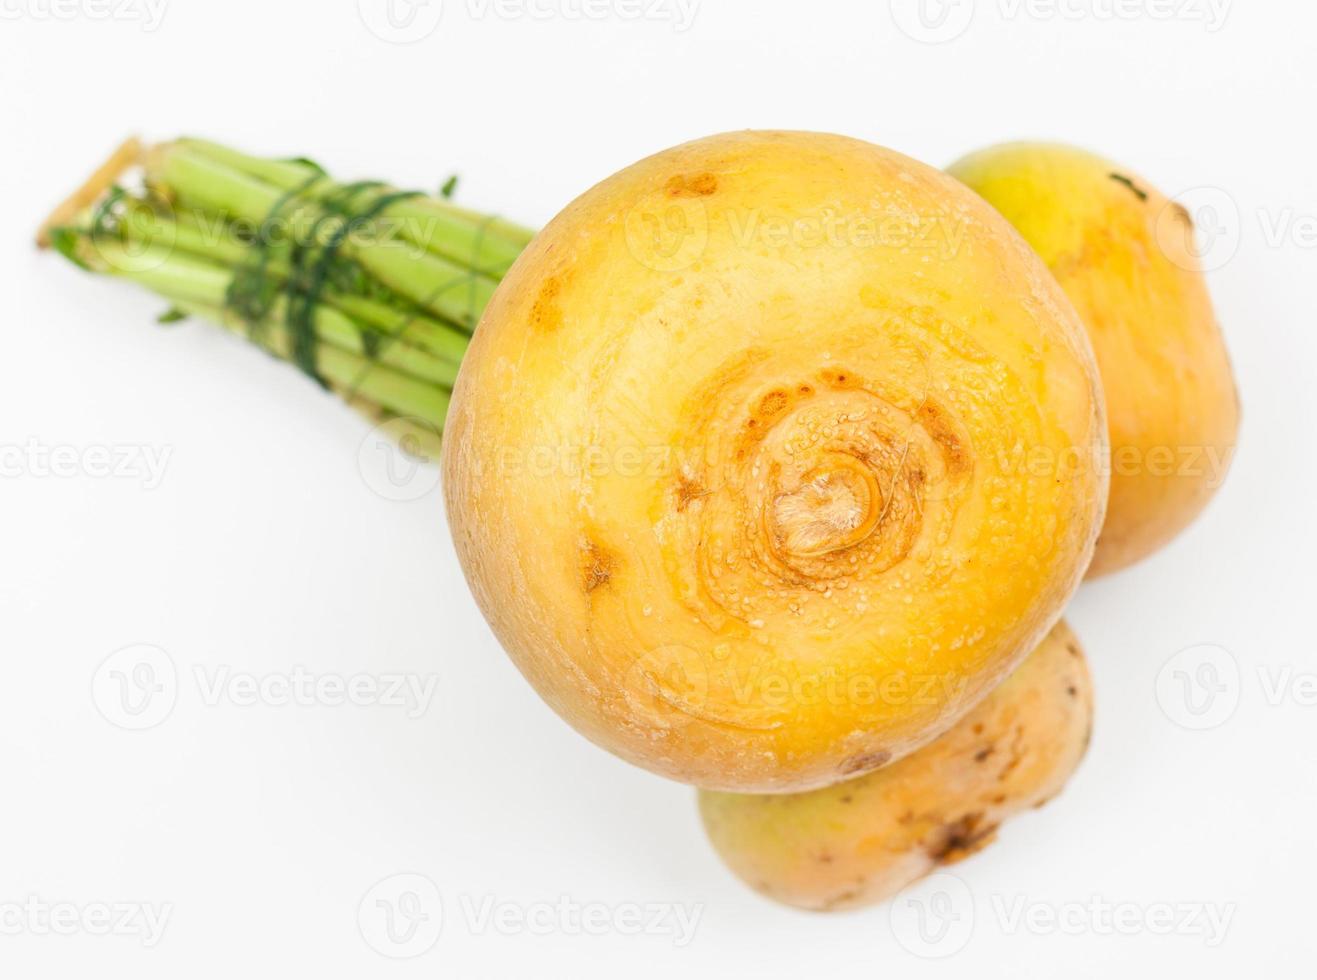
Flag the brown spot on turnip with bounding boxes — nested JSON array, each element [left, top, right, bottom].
[[928, 813, 998, 864], [839, 750, 891, 776], [666, 172, 719, 198], [756, 388, 789, 421], [819, 888, 862, 911], [531, 277, 563, 331], [581, 538, 616, 593], [820, 368, 857, 389], [675, 475, 708, 512], [917, 401, 972, 477]]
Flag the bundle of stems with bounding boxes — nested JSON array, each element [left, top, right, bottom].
[[39, 137, 536, 456]]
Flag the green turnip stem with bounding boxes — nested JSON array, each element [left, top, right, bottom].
[[130, 203, 471, 366], [174, 295, 453, 425], [43, 136, 532, 437], [86, 239, 458, 416], [147, 144, 501, 330], [174, 138, 535, 263]]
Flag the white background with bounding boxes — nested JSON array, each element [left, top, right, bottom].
[[2, 0, 1315, 975]]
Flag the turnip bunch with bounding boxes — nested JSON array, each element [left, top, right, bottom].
[[46, 131, 1235, 911], [42, 137, 534, 456], [44, 133, 1108, 796]]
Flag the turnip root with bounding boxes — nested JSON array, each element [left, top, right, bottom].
[[948, 144, 1240, 577], [443, 131, 1107, 792], [698, 620, 1093, 910]]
